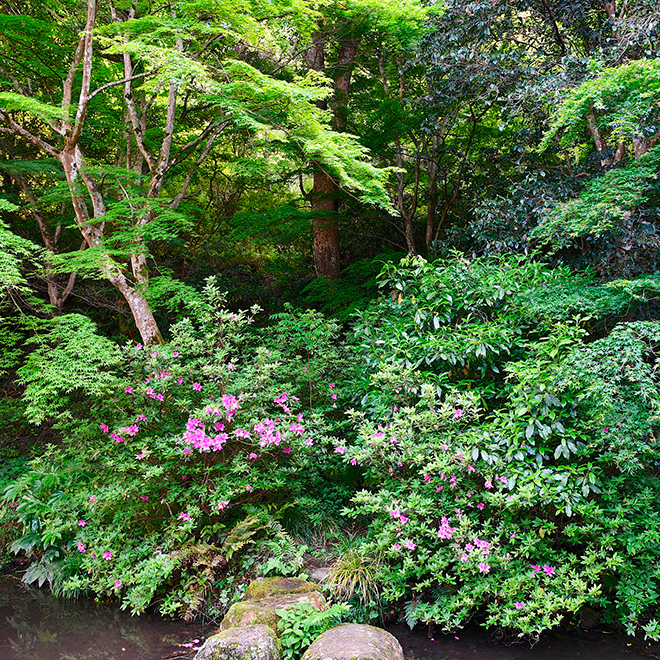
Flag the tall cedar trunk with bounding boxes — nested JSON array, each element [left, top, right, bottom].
[[305, 32, 359, 279]]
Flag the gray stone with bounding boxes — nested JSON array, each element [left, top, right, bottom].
[[220, 592, 327, 635], [302, 623, 404, 660], [308, 567, 331, 584], [194, 624, 282, 660]]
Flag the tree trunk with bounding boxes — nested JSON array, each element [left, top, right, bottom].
[[304, 31, 359, 279]]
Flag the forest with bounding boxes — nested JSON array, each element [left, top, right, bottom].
[[1, 0, 660, 652]]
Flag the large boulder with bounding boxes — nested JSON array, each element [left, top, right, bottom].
[[194, 625, 282, 660], [302, 624, 404, 660], [220, 592, 327, 634], [245, 577, 320, 601]]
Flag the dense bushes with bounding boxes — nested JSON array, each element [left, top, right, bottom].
[[3, 256, 660, 641], [341, 255, 660, 638]]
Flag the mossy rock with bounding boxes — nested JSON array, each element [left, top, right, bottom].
[[302, 623, 404, 660], [245, 577, 320, 601], [220, 592, 327, 636], [194, 625, 282, 660]]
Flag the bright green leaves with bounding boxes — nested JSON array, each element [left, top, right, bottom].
[[542, 59, 660, 154]]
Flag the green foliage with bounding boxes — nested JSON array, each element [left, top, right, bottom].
[[541, 59, 660, 153], [2, 282, 351, 617], [276, 601, 351, 660], [533, 147, 660, 248], [17, 314, 122, 425], [338, 254, 660, 638]]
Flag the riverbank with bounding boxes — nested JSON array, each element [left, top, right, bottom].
[[2, 572, 659, 660]]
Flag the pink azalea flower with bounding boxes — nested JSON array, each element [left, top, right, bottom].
[[484, 480, 493, 489], [531, 564, 541, 573], [329, 383, 335, 389], [515, 602, 524, 609], [543, 565, 556, 576], [459, 553, 469, 562], [453, 409, 463, 419], [173, 351, 179, 357], [478, 562, 490, 573], [335, 446, 346, 455], [78, 520, 86, 527], [350, 458, 357, 465], [249, 453, 258, 460], [177, 377, 183, 384], [90, 553, 95, 558], [393, 543, 402, 551], [193, 383, 202, 391], [331, 393, 337, 400], [182, 446, 193, 454], [282, 447, 292, 454], [246, 485, 252, 491], [389, 509, 401, 518], [399, 516, 409, 524], [102, 551, 112, 560], [76, 541, 85, 553], [178, 513, 190, 521], [125, 386, 133, 394], [405, 540, 416, 550], [114, 580, 122, 588], [89, 495, 96, 502], [218, 500, 229, 510], [136, 343, 142, 350], [100, 424, 109, 433], [140, 495, 148, 501]]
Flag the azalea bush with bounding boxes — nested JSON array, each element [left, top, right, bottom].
[[3, 281, 353, 617], [338, 255, 660, 639]]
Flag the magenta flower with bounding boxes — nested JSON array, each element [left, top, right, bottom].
[[531, 564, 541, 573], [249, 453, 258, 459], [102, 551, 112, 560], [100, 424, 109, 433], [78, 520, 86, 527], [393, 543, 402, 551], [484, 479, 493, 489], [389, 509, 401, 518], [459, 553, 469, 562], [178, 513, 190, 521], [136, 343, 142, 350], [140, 495, 148, 501], [399, 516, 409, 524], [543, 564, 556, 576], [114, 580, 122, 588], [477, 503, 485, 510], [478, 562, 490, 573], [89, 495, 96, 502], [218, 500, 229, 510], [350, 458, 357, 465], [282, 447, 292, 454], [453, 409, 463, 419], [335, 446, 346, 455], [177, 377, 183, 384], [192, 383, 202, 391], [125, 386, 133, 394], [515, 602, 524, 609], [76, 541, 85, 553], [173, 351, 179, 357], [405, 540, 416, 550]]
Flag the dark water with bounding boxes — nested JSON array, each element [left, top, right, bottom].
[[2, 574, 659, 660], [0, 575, 209, 660]]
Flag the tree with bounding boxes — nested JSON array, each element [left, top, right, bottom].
[[0, 0, 392, 340]]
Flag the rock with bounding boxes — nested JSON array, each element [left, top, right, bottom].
[[245, 577, 320, 601], [308, 567, 331, 584], [220, 592, 327, 634], [194, 625, 282, 660], [302, 623, 404, 660], [580, 606, 600, 630]]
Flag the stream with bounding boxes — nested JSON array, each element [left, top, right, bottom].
[[1, 574, 659, 660]]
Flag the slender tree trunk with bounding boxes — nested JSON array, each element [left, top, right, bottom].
[[304, 31, 359, 279], [305, 33, 340, 278]]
